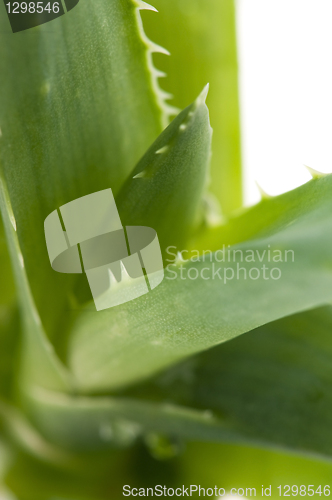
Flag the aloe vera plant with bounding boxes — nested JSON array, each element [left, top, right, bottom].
[[1, 0, 332, 498]]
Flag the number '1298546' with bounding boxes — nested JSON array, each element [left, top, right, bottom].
[[3, 0, 79, 33]]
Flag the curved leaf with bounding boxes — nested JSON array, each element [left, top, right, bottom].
[[129, 306, 332, 460], [0, 0, 165, 344], [0, 220, 15, 309], [0, 176, 72, 392], [116, 87, 212, 255], [143, 0, 242, 214], [69, 175, 332, 392], [23, 306, 332, 462]]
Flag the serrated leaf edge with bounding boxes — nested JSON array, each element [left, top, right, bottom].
[[134, 0, 179, 127]]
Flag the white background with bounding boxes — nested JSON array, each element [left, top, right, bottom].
[[236, 0, 332, 204]]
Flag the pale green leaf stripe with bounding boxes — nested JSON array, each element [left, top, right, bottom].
[[0, 219, 17, 400], [0, 398, 71, 465], [143, 0, 242, 214], [69, 175, 332, 392], [117, 87, 212, 255], [0, 219, 15, 309], [0, 174, 72, 392], [0, 0, 164, 343]]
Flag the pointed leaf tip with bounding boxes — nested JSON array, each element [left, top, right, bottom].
[[305, 165, 328, 179], [71, 175, 332, 392], [195, 84, 210, 107], [148, 42, 171, 56], [255, 182, 272, 200], [116, 91, 212, 256], [137, 1, 158, 12]]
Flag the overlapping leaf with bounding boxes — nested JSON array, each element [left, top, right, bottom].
[[129, 306, 332, 459], [0, 220, 18, 401], [22, 306, 332, 462], [4, 437, 332, 499], [116, 86, 212, 255], [68, 174, 332, 392], [143, 0, 242, 214], [1, 0, 332, 478], [0, 0, 164, 344], [0, 174, 72, 392], [0, 0, 171, 394]]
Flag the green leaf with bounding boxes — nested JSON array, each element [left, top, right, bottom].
[[180, 441, 332, 499], [5, 439, 332, 500], [143, 0, 242, 214], [5, 448, 120, 500], [23, 386, 225, 452], [0, 399, 71, 466], [192, 168, 332, 252], [0, 221, 18, 401], [116, 87, 212, 255], [68, 174, 332, 392], [0, 0, 171, 391], [0, 176, 71, 392], [0, 0, 165, 345], [131, 306, 332, 460], [22, 306, 332, 462], [4, 440, 172, 500], [190, 306, 332, 457]]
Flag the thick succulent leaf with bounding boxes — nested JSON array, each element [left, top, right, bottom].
[[4, 441, 175, 500], [67, 175, 332, 392], [116, 87, 212, 255], [0, 207, 20, 403], [143, 0, 242, 214], [25, 385, 234, 452], [131, 306, 332, 460], [0, 0, 164, 345], [3, 436, 332, 500], [4, 440, 332, 500], [0, 399, 71, 466], [192, 169, 332, 252], [22, 306, 332, 462], [0, 220, 18, 401], [187, 306, 332, 457], [0, 176, 72, 392], [5, 451, 118, 500]]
